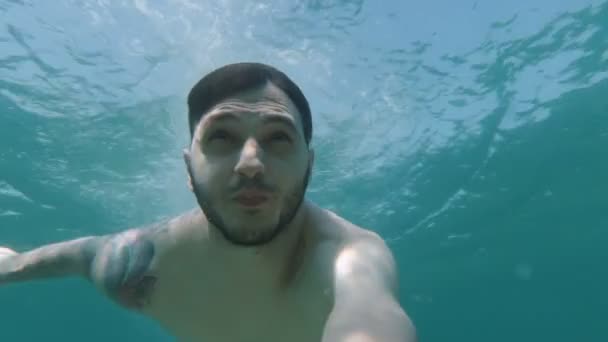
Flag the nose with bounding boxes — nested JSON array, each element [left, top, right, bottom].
[[234, 138, 265, 178]]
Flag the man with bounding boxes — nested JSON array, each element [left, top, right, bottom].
[[0, 62, 417, 342]]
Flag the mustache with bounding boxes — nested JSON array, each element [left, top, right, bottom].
[[229, 176, 277, 193]]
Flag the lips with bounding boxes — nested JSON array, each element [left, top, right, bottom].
[[234, 189, 271, 207]]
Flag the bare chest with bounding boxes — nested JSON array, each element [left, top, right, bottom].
[[142, 256, 333, 342]]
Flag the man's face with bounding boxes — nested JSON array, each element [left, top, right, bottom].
[[184, 81, 313, 246]]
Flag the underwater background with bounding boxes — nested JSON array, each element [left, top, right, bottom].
[[1, 0, 607, 341]]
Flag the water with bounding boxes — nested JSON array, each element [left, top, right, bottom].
[[1, 0, 607, 341]]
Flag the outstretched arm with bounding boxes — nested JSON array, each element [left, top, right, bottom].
[[0, 226, 161, 310], [321, 233, 417, 342], [0, 236, 103, 284]]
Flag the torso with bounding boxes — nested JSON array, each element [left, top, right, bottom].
[[137, 202, 362, 342]]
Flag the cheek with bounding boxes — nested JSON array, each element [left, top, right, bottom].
[[278, 161, 309, 190], [188, 156, 214, 187], [191, 159, 233, 195]]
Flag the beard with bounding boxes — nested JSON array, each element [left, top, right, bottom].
[[187, 163, 311, 247]]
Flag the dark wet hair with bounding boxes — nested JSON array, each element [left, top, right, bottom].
[[187, 62, 312, 145]]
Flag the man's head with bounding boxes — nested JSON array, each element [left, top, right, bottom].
[[183, 62, 314, 247]]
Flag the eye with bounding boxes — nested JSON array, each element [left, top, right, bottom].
[[267, 131, 292, 143], [207, 129, 233, 142]]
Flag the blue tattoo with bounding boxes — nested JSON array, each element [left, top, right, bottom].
[[93, 230, 157, 309]]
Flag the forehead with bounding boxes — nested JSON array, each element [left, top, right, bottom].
[[200, 82, 303, 131]]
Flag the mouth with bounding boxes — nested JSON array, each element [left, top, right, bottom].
[[233, 189, 271, 207]]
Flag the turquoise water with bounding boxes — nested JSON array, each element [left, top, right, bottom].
[[1, 0, 607, 341]]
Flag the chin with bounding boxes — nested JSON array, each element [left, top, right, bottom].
[[234, 218, 278, 233]]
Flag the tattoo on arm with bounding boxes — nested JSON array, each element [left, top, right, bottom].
[[0, 218, 173, 309], [90, 229, 158, 309]]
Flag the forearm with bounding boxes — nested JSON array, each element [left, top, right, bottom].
[[0, 236, 104, 284], [321, 305, 417, 342]]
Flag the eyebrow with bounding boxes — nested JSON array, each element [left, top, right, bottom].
[[204, 112, 299, 134]]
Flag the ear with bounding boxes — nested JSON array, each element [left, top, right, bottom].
[[308, 148, 315, 169], [183, 148, 194, 192]]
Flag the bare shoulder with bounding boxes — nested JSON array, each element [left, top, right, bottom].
[[133, 208, 206, 254], [308, 205, 398, 288], [312, 205, 391, 250], [89, 208, 205, 309]]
